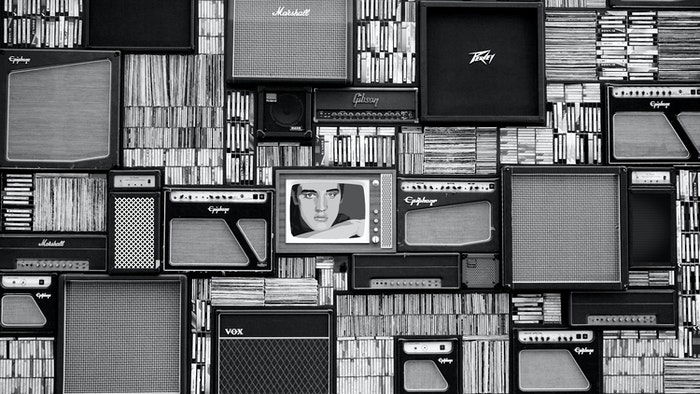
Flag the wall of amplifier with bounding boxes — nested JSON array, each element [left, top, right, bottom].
[[1, 0, 700, 393]]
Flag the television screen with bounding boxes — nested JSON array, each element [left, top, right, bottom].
[[285, 179, 369, 243]]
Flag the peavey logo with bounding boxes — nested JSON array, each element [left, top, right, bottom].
[[438, 358, 453, 365], [574, 347, 594, 355], [225, 328, 244, 336], [36, 293, 51, 300], [404, 196, 438, 207], [8, 56, 30, 65], [272, 6, 310, 17], [208, 206, 230, 214], [38, 239, 65, 247], [650, 101, 670, 109], [352, 93, 380, 108], [468, 50, 495, 65]]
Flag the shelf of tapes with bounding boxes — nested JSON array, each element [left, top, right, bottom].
[[603, 330, 678, 394], [122, 55, 225, 185], [355, 0, 417, 85], [2, 0, 83, 48], [337, 337, 393, 394], [544, 0, 604, 8], [191, 278, 211, 394], [0, 337, 54, 394], [462, 336, 509, 394], [545, 11, 597, 81], [658, 12, 700, 81], [225, 90, 255, 185], [597, 11, 658, 81], [197, 0, 224, 55], [511, 293, 562, 325], [676, 169, 700, 357], [315, 127, 396, 168]]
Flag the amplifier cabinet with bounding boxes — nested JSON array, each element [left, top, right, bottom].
[[313, 88, 419, 124], [108, 170, 162, 274], [570, 290, 677, 328], [395, 336, 462, 394], [352, 253, 461, 291], [0, 234, 107, 272], [215, 308, 334, 394], [226, 0, 352, 84], [397, 177, 499, 252], [0, 274, 56, 335]]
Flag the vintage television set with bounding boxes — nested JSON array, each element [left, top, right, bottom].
[[0, 49, 120, 169], [163, 188, 274, 273], [274, 168, 395, 254]]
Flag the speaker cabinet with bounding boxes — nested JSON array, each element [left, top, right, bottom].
[[257, 87, 313, 141], [420, 1, 545, 124], [108, 170, 162, 273], [503, 166, 628, 290], [0, 274, 56, 335], [59, 275, 187, 394], [215, 308, 334, 394], [226, 0, 352, 84]]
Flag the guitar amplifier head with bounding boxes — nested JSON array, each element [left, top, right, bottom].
[[226, 0, 352, 84]]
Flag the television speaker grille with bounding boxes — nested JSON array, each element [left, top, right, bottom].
[[380, 173, 394, 249], [112, 196, 156, 270]]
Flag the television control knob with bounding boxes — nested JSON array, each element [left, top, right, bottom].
[[371, 236, 379, 244]]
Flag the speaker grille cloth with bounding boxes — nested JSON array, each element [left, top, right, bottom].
[[403, 360, 448, 392], [613, 112, 688, 159], [1, 294, 46, 327], [463, 256, 499, 287], [519, 350, 590, 391], [678, 112, 700, 151], [114, 196, 155, 270], [218, 338, 329, 394], [170, 219, 248, 266], [7, 60, 111, 162], [62, 280, 181, 394], [510, 173, 621, 284], [380, 173, 393, 248], [405, 202, 491, 246], [231, 0, 348, 80], [236, 219, 267, 262]]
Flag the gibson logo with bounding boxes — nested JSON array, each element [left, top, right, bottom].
[[650, 101, 670, 109], [36, 293, 51, 299], [38, 239, 65, 247], [404, 196, 438, 207], [574, 347, 594, 355], [272, 6, 310, 17], [208, 206, 230, 214], [352, 93, 380, 108], [438, 358, 453, 364], [225, 328, 244, 336], [8, 56, 30, 65], [468, 50, 495, 65]]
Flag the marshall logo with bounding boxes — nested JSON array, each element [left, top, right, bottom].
[[352, 93, 380, 108], [650, 101, 670, 109], [272, 6, 310, 17], [225, 328, 244, 336], [36, 293, 51, 299], [38, 239, 65, 247], [468, 50, 495, 65], [208, 206, 230, 214], [8, 56, 30, 65], [404, 196, 438, 207], [574, 347, 594, 355], [438, 358, 453, 364]]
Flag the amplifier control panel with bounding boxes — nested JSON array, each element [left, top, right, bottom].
[[612, 86, 700, 98], [316, 110, 416, 122], [400, 181, 495, 193], [370, 278, 442, 289], [518, 330, 595, 344], [587, 314, 657, 325], [631, 170, 672, 185], [169, 191, 268, 203]]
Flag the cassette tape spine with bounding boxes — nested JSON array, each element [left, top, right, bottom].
[[225, 90, 255, 185], [336, 337, 393, 394], [255, 143, 312, 186], [197, 0, 224, 55], [2, 0, 84, 48], [462, 337, 509, 394], [596, 10, 658, 82], [190, 278, 212, 394], [0, 337, 54, 394], [314, 126, 396, 168], [511, 293, 562, 325]]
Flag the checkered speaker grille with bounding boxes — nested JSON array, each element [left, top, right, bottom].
[[380, 173, 394, 249], [62, 279, 182, 394], [230, 0, 349, 81], [113, 196, 156, 270], [510, 173, 622, 285], [218, 338, 329, 394]]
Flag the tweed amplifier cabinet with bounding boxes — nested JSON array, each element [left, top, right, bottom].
[[108, 170, 162, 273], [59, 275, 187, 394], [215, 308, 334, 394], [226, 0, 352, 84], [503, 166, 628, 290]]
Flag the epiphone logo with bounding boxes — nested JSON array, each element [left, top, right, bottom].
[[404, 196, 438, 207], [8, 56, 30, 65], [272, 6, 311, 17], [352, 93, 380, 108], [35, 293, 51, 299], [574, 347, 594, 355], [438, 358, 453, 364], [650, 101, 670, 109], [38, 239, 65, 247], [208, 206, 230, 214], [468, 50, 495, 65], [225, 328, 244, 336]]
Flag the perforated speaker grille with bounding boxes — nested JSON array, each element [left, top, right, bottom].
[[218, 338, 329, 394], [113, 196, 156, 270], [405, 202, 491, 246], [380, 173, 394, 249], [1, 294, 46, 328], [170, 218, 249, 267], [230, 0, 348, 81], [62, 279, 182, 394], [7, 60, 112, 163], [510, 173, 621, 285]]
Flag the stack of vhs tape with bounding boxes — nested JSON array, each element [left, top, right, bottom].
[[545, 11, 597, 81], [190, 278, 211, 394], [545, 0, 604, 8], [597, 11, 629, 80], [315, 127, 396, 167], [511, 293, 562, 325], [225, 90, 255, 184], [355, 0, 416, 84], [2, 0, 83, 48], [0, 337, 54, 394], [462, 337, 509, 394], [664, 358, 700, 393], [198, 0, 224, 55], [337, 337, 393, 394], [658, 11, 700, 81], [122, 54, 225, 185], [627, 11, 658, 81], [629, 270, 675, 287], [596, 11, 659, 81], [211, 277, 320, 307]]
